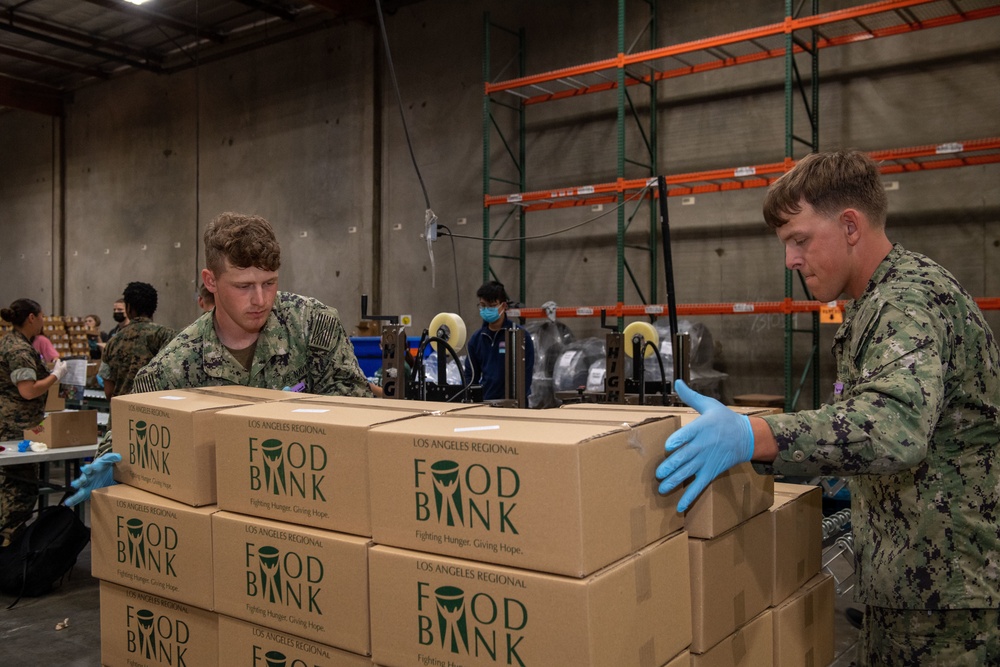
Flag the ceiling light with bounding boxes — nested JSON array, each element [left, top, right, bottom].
[[123, 0, 151, 5]]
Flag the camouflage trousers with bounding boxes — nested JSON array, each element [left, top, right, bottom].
[[0, 463, 39, 547], [858, 605, 1000, 666]]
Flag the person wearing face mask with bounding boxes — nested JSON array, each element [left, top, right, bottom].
[[0, 299, 68, 546], [463, 280, 535, 402], [107, 299, 129, 338]]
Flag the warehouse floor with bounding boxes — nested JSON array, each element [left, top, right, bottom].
[[0, 532, 862, 667]]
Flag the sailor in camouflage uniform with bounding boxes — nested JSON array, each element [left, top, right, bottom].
[[70, 213, 373, 502], [0, 299, 68, 546], [656, 151, 999, 665], [132, 212, 371, 398], [99, 281, 176, 398]]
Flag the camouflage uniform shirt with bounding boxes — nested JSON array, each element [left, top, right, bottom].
[[131, 292, 373, 398], [98, 316, 176, 397], [756, 245, 1000, 610], [0, 330, 49, 440]]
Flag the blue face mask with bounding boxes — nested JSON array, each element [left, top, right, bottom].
[[479, 306, 501, 324]]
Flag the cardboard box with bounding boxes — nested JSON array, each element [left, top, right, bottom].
[[44, 382, 65, 411], [91, 485, 218, 610], [689, 510, 773, 653], [691, 610, 773, 667], [369, 532, 691, 667], [560, 404, 774, 538], [772, 573, 835, 667], [770, 482, 822, 606], [23, 409, 98, 448], [368, 414, 684, 577], [664, 651, 691, 667], [684, 462, 773, 540], [217, 615, 372, 667], [212, 511, 371, 655], [214, 401, 422, 536], [100, 581, 218, 667], [111, 389, 260, 506]]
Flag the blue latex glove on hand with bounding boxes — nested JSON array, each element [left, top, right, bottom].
[[65, 452, 121, 507], [656, 380, 754, 512]]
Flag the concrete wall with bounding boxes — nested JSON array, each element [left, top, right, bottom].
[[1, 0, 998, 405]]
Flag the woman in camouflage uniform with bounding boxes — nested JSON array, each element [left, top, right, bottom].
[[0, 299, 67, 546]]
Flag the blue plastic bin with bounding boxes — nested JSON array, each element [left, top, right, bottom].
[[350, 336, 421, 378]]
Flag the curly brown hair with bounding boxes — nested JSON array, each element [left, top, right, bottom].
[[204, 212, 281, 275], [763, 151, 888, 230]]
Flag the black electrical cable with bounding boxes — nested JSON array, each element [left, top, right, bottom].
[[436, 224, 463, 319], [412, 336, 473, 402], [374, 0, 432, 211], [645, 340, 668, 406]]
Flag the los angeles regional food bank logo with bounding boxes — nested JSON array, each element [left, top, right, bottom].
[[417, 582, 528, 663], [125, 606, 189, 663], [248, 437, 327, 501], [128, 419, 171, 473], [413, 459, 520, 533], [117, 516, 178, 576]]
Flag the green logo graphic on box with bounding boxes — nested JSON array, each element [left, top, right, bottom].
[[414, 459, 520, 534], [250, 646, 322, 667], [245, 544, 324, 613], [116, 516, 178, 576], [417, 582, 528, 663], [126, 605, 190, 664], [127, 419, 172, 474], [248, 438, 327, 501]]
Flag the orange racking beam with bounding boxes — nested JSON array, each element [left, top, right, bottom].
[[483, 139, 1000, 212], [509, 297, 1000, 320], [485, 0, 1000, 106]]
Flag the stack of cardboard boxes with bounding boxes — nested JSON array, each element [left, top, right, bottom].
[[563, 403, 835, 666], [90, 390, 833, 667]]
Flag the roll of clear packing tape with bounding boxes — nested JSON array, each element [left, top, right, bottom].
[[428, 312, 467, 352], [622, 321, 658, 358]]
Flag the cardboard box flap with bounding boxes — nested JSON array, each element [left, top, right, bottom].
[[187, 385, 304, 402], [218, 399, 428, 428], [112, 388, 257, 414], [299, 394, 478, 413], [458, 405, 674, 428], [370, 414, 639, 445]]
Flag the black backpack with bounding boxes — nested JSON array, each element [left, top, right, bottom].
[[0, 504, 91, 608]]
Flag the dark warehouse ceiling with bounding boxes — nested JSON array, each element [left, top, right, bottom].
[[0, 0, 424, 115]]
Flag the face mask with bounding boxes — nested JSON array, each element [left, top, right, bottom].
[[479, 306, 501, 324], [113, 312, 126, 323]]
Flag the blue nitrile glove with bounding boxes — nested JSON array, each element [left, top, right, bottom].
[[655, 380, 754, 512], [65, 452, 122, 507]]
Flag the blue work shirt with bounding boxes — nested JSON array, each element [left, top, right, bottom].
[[464, 318, 535, 401]]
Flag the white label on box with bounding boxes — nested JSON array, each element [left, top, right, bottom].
[[159, 395, 189, 400], [453, 424, 501, 433], [292, 408, 330, 413]]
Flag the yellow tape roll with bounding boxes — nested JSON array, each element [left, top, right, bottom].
[[622, 321, 659, 358], [428, 312, 468, 352]]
